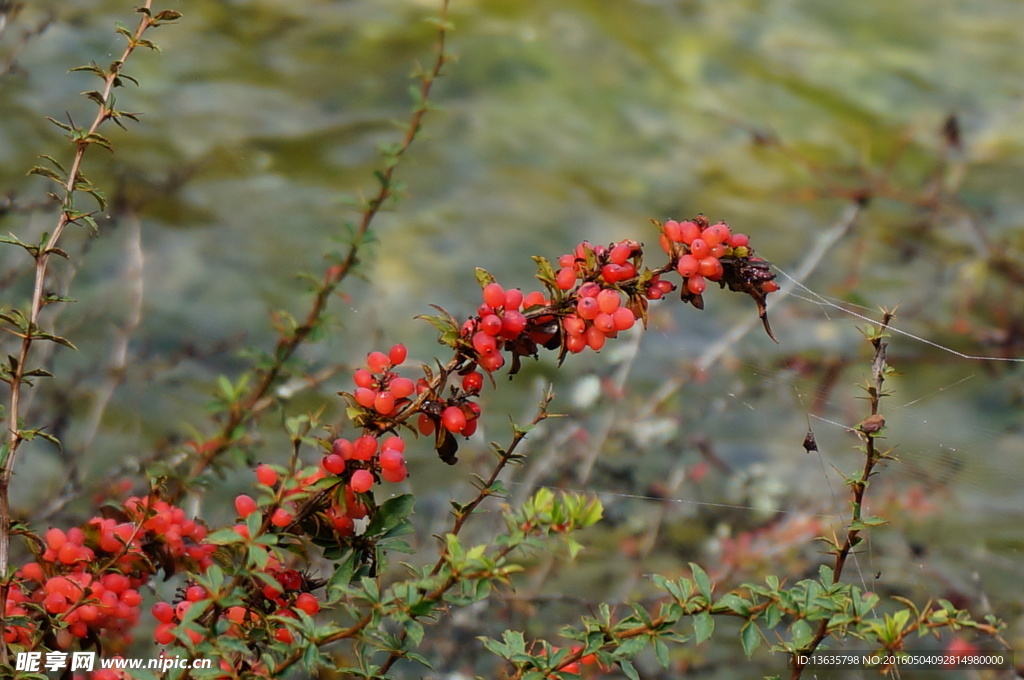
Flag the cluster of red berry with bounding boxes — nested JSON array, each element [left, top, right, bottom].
[[462, 282, 558, 371], [325, 432, 408, 487], [6, 496, 214, 651], [152, 564, 320, 647], [659, 217, 779, 299], [233, 463, 333, 531], [351, 344, 416, 416]]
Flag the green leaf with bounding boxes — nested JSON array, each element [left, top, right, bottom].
[[690, 562, 712, 601], [326, 551, 358, 599], [618, 659, 641, 680], [153, 9, 183, 21], [741, 621, 762, 657], [503, 630, 526, 655], [27, 165, 65, 186], [474, 267, 496, 288], [789, 619, 814, 648], [83, 91, 108, 106], [532, 255, 558, 290], [365, 493, 415, 536], [0, 234, 40, 256], [479, 636, 510, 659], [205, 528, 246, 545], [653, 636, 670, 668], [718, 593, 751, 616], [31, 328, 77, 350], [44, 116, 75, 133], [69, 63, 107, 77], [693, 611, 714, 644]]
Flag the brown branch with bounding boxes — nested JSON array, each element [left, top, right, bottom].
[[0, 2, 165, 664], [790, 309, 895, 679]]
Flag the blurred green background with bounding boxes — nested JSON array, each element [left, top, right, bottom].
[[1, 0, 1022, 677]]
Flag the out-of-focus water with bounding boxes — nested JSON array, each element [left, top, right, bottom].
[[2, 0, 1022, 675]]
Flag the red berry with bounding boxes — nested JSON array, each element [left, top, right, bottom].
[[482, 282, 506, 309], [294, 592, 320, 616], [596, 289, 620, 313], [555, 267, 576, 290], [381, 464, 408, 483], [698, 256, 723, 280], [565, 333, 587, 353], [379, 448, 405, 471], [593, 312, 615, 333], [390, 376, 415, 398], [366, 351, 390, 373], [373, 390, 396, 415], [690, 238, 710, 259], [701, 222, 730, 246], [612, 307, 635, 331], [761, 280, 780, 293], [350, 469, 374, 493], [441, 406, 467, 433], [154, 622, 176, 645], [676, 254, 699, 277], [663, 220, 684, 242], [504, 289, 524, 310], [523, 290, 546, 308], [21, 562, 44, 582], [388, 343, 407, 366], [255, 464, 278, 487], [417, 413, 435, 435], [271, 508, 292, 527], [462, 371, 484, 393], [478, 351, 505, 372], [601, 264, 624, 282], [58, 542, 81, 565], [576, 297, 599, 320], [727, 232, 749, 248], [353, 368, 375, 388], [153, 601, 175, 624], [234, 494, 258, 518], [45, 528, 67, 551], [332, 438, 354, 459], [473, 331, 497, 355], [382, 435, 405, 452], [226, 606, 248, 624], [500, 310, 527, 338], [585, 326, 606, 351], [578, 282, 601, 298], [273, 627, 294, 644], [352, 435, 377, 461], [186, 585, 207, 602], [609, 242, 632, 265], [659, 232, 673, 254], [679, 220, 701, 244], [332, 515, 354, 535], [563, 314, 585, 336], [687, 275, 707, 295], [354, 387, 377, 408], [480, 314, 502, 336], [322, 454, 346, 474]]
